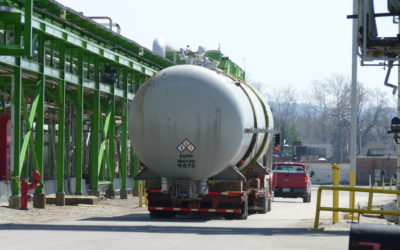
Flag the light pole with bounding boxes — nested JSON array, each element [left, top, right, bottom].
[[349, 0, 358, 213]]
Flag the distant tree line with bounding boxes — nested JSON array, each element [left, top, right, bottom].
[[250, 75, 396, 162]]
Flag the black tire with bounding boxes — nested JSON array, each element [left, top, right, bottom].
[[224, 195, 248, 220], [267, 195, 272, 211], [259, 195, 268, 214], [302, 193, 311, 203]]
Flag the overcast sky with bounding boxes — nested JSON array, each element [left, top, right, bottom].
[[57, 0, 399, 101]]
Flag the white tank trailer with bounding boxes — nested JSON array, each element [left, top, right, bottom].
[[129, 64, 279, 219]]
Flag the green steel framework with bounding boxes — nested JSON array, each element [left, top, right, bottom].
[[0, 0, 173, 206], [0, 0, 246, 208]]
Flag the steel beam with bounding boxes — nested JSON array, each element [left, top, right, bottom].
[[35, 34, 45, 195], [75, 52, 84, 195], [108, 75, 116, 193], [98, 102, 112, 177], [89, 59, 101, 195], [56, 41, 66, 205], [20, 84, 40, 174], [24, 0, 33, 57], [11, 58, 22, 197], [120, 70, 128, 199]]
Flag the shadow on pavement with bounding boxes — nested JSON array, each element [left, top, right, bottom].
[[272, 200, 305, 204], [80, 212, 223, 223], [0, 223, 348, 236]]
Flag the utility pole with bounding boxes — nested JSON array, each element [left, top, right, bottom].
[[349, 0, 358, 212]]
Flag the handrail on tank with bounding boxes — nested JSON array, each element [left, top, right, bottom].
[[314, 186, 400, 230]]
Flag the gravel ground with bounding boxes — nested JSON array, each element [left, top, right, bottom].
[[0, 196, 142, 224]]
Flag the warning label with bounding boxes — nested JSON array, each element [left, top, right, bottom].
[[177, 154, 196, 168], [176, 138, 196, 153]]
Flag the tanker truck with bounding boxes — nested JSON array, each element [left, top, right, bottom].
[[128, 50, 279, 219]]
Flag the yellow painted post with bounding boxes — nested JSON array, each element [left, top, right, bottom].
[[313, 187, 323, 230], [138, 180, 143, 207], [332, 163, 340, 224], [382, 175, 385, 189], [367, 191, 373, 210]]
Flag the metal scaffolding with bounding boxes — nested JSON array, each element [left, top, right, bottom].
[[0, 0, 173, 208]]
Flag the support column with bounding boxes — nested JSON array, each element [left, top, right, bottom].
[[56, 42, 66, 206], [349, 0, 358, 215], [33, 33, 46, 208], [23, 0, 33, 57], [106, 71, 116, 199], [120, 70, 128, 199], [9, 58, 22, 209], [75, 52, 84, 195], [89, 59, 101, 197]]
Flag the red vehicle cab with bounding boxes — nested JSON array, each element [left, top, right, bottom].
[[272, 162, 313, 203]]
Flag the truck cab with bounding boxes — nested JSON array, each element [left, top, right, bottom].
[[272, 162, 313, 203]]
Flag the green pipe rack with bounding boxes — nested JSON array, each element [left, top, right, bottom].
[[0, 0, 173, 208]]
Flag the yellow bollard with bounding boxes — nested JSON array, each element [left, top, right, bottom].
[[138, 181, 143, 207], [332, 163, 340, 224], [382, 175, 385, 189]]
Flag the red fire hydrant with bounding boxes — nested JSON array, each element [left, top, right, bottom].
[[20, 170, 42, 210]]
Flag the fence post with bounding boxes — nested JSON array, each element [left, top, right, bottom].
[[332, 163, 340, 224], [313, 187, 323, 230]]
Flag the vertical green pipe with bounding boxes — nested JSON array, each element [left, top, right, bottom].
[[11, 58, 22, 196], [57, 42, 66, 194], [24, 0, 33, 57], [120, 70, 128, 192], [75, 52, 84, 194], [108, 71, 116, 191], [35, 34, 45, 194], [89, 59, 100, 192]]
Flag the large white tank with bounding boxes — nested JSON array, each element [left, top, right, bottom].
[[128, 65, 273, 181]]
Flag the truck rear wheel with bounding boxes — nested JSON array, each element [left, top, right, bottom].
[[259, 195, 268, 214], [302, 193, 311, 203], [268, 195, 272, 211], [224, 195, 248, 220]]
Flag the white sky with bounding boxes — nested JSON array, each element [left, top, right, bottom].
[[57, 0, 399, 101]]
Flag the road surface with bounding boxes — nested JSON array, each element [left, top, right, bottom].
[[0, 186, 395, 250]]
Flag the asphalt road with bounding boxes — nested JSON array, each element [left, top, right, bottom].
[[0, 186, 394, 250]]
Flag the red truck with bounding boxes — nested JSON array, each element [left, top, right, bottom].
[[272, 162, 313, 203]]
